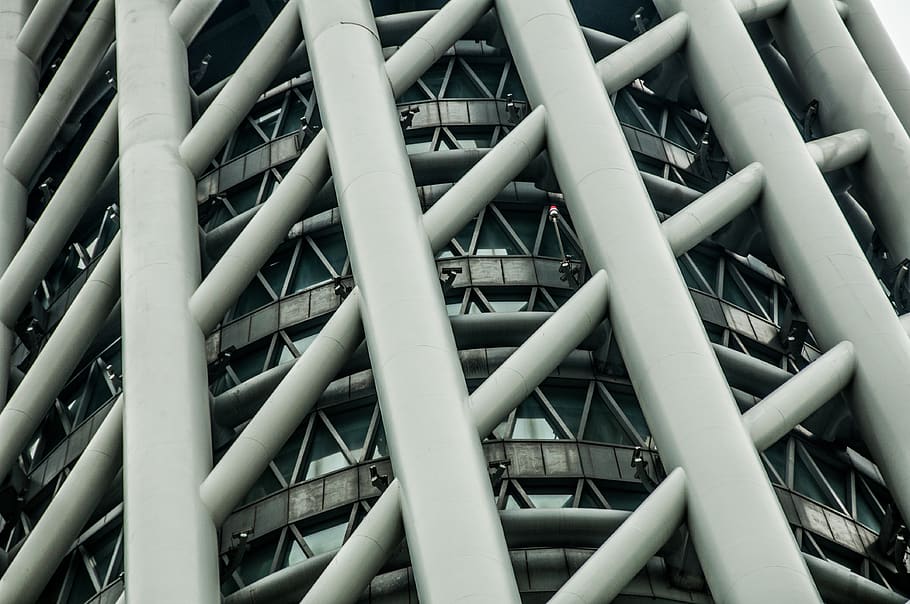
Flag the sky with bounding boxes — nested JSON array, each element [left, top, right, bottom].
[[872, 0, 910, 66]]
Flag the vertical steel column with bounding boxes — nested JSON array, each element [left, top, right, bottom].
[[494, 2, 820, 602], [298, 1, 519, 601], [0, 0, 36, 404], [839, 0, 910, 132], [767, 0, 910, 264], [115, 0, 218, 601], [655, 0, 910, 533]]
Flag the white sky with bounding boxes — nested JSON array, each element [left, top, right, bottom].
[[872, 0, 910, 66]]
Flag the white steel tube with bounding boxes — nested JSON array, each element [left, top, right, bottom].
[[170, 0, 223, 44], [115, 0, 219, 601], [0, 103, 118, 330], [200, 291, 363, 525], [661, 162, 764, 257], [303, 270, 610, 604], [471, 270, 609, 435], [0, 237, 120, 484], [732, 0, 789, 23], [300, 482, 405, 604], [16, 0, 75, 62], [384, 0, 493, 98], [190, 133, 329, 334], [201, 104, 546, 526], [549, 468, 687, 604], [191, 0, 501, 335], [496, 1, 819, 602], [806, 129, 871, 172], [180, 1, 302, 176], [597, 12, 689, 95], [0, 397, 123, 604], [745, 341, 856, 451], [4, 0, 114, 187], [299, 1, 518, 599], [839, 0, 910, 133], [768, 2, 910, 264], [0, 0, 219, 332], [657, 0, 910, 544], [0, 0, 37, 406]]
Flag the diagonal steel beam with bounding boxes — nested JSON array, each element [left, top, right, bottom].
[[0, 397, 123, 604], [4, 0, 114, 187], [655, 0, 910, 549], [549, 468, 687, 604], [806, 129, 870, 173], [769, 0, 910, 264], [180, 1, 303, 176], [300, 269, 610, 604], [661, 162, 764, 256], [496, 0, 819, 601], [0, 0, 38, 406], [16, 0, 75, 63], [200, 105, 546, 525], [190, 0, 495, 335], [0, 235, 120, 484], [0, 1, 222, 337], [597, 12, 689, 95], [744, 340, 856, 451], [838, 0, 910, 133], [297, 1, 518, 599]]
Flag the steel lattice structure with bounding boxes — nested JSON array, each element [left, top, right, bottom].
[[0, 0, 909, 602]]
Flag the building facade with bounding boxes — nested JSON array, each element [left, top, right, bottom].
[[0, 0, 908, 602]]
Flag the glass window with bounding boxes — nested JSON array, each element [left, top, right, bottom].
[[481, 287, 531, 312], [404, 130, 433, 153], [465, 60, 503, 97], [602, 486, 648, 511], [497, 207, 540, 252], [723, 265, 758, 313], [688, 249, 718, 292], [261, 250, 292, 295], [583, 400, 631, 445], [370, 421, 389, 459], [420, 63, 449, 98], [286, 324, 320, 357], [608, 387, 650, 440], [304, 423, 348, 480], [230, 343, 270, 383], [237, 533, 278, 585], [326, 405, 373, 462], [288, 244, 332, 293], [313, 231, 347, 274], [67, 559, 98, 603], [301, 517, 347, 555], [231, 119, 268, 158], [278, 93, 310, 136], [526, 490, 574, 509], [442, 66, 484, 98], [512, 396, 561, 439], [241, 468, 282, 505], [273, 426, 305, 481], [231, 279, 273, 318], [475, 214, 521, 255], [794, 453, 837, 508], [283, 538, 306, 567], [762, 438, 789, 484], [541, 385, 586, 436]]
